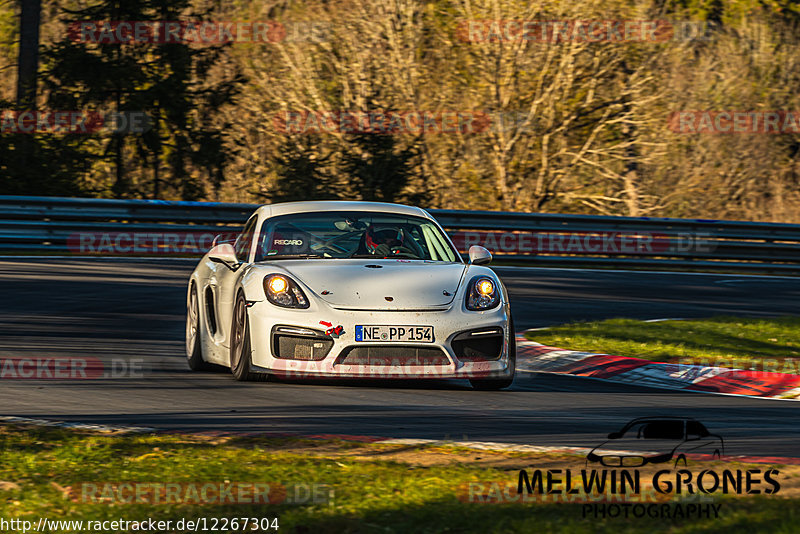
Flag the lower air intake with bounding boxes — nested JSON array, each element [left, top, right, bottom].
[[337, 346, 450, 366], [272, 326, 333, 361], [452, 328, 504, 362]]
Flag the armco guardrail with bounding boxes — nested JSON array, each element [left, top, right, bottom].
[[2, 195, 800, 274]]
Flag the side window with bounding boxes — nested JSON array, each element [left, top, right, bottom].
[[686, 421, 709, 439], [234, 216, 257, 261], [641, 421, 684, 440]]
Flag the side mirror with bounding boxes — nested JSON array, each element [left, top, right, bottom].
[[468, 245, 492, 265], [209, 243, 239, 268], [607, 432, 622, 440], [212, 232, 238, 247]]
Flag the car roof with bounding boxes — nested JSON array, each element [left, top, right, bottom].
[[253, 201, 432, 221], [623, 416, 700, 424]]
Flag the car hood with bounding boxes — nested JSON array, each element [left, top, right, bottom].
[[275, 259, 467, 309]]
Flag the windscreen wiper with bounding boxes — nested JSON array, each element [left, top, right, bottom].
[[350, 254, 420, 259], [261, 254, 324, 260]]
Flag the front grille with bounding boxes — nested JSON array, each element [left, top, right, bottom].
[[332, 307, 449, 312], [336, 345, 450, 366], [452, 327, 504, 362], [272, 326, 333, 361]]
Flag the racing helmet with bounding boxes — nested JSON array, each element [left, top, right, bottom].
[[365, 225, 405, 253]]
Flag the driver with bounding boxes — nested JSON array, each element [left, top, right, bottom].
[[365, 226, 406, 257]]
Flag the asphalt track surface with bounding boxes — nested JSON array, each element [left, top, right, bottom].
[[1, 258, 798, 458]]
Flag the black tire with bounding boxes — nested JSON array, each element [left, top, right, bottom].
[[186, 283, 210, 371], [230, 291, 259, 381], [470, 316, 516, 391]]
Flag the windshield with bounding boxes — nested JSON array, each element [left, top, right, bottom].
[[254, 211, 460, 262], [624, 421, 685, 440]]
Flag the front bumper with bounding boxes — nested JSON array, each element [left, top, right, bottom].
[[586, 452, 672, 467], [246, 300, 511, 379]]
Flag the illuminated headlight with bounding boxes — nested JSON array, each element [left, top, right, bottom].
[[264, 274, 309, 309], [466, 276, 500, 311], [477, 279, 494, 296]]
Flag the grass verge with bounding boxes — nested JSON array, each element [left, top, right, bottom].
[[524, 316, 800, 373], [1, 425, 800, 533]]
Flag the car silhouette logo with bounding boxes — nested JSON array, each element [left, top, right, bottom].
[[586, 417, 724, 468]]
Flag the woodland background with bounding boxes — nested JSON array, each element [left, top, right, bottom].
[[1, 0, 800, 222]]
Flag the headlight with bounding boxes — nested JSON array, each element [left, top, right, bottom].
[[476, 279, 494, 296], [466, 276, 500, 311], [264, 274, 309, 309]]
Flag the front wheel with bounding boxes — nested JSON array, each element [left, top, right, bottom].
[[186, 283, 210, 371], [470, 317, 516, 391], [230, 291, 261, 381]]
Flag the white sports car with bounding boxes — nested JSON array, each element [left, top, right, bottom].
[[185, 201, 515, 390]]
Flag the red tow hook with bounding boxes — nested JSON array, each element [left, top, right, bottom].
[[325, 325, 344, 337]]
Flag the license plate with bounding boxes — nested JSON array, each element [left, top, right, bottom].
[[355, 325, 434, 343]]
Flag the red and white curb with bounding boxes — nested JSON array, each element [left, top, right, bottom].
[[516, 336, 800, 400]]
